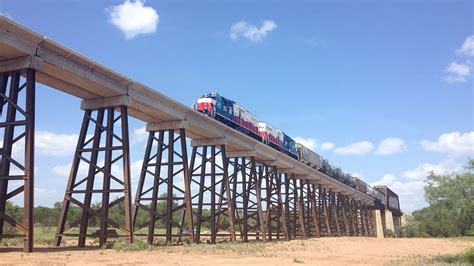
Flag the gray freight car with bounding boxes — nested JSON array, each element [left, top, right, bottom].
[[296, 143, 324, 170]]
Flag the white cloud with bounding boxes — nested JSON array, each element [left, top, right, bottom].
[[371, 174, 396, 186], [444, 61, 472, 83], [52, 162, 88, 178], [457, 35, 474, 56], [320, 142, 335, 151], [230, 20, 277, 42], [446, 61, 471, 76], [401, 160, 463, 180], [371, 160, 466, 213], [375, 137, 407, 155], [132, 126, 148, 143], [333, 141, 374, 155], [420, 131, 474, 157], [36, 131, 78, 156], [53, 159, 144, 182], [130, 159, 143, 182], [294, 137, 318, 151], [107, 0, 159, 40]]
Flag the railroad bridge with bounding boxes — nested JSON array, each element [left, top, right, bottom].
[[0, 16, 402, 252]]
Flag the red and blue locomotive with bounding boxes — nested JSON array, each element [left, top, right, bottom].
[[195, 92, 298, 159]]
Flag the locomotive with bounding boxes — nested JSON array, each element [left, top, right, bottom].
[[194, 92, 367, 193], [196, 92, 298, 159]]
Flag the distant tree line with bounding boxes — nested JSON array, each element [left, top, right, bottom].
[[4, 193, 228, 231], [399, 159, 474, 237]]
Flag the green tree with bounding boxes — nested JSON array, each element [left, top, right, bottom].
[[423, 159, 474, 236]]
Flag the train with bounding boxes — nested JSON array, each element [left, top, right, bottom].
[[196, 92, 298, 159], [194, 93, 371, 196]]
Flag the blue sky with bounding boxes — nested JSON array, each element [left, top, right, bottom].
[[1, 0, 473, 212]]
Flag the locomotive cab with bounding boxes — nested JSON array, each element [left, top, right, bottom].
[[195, 93, 218, 117]]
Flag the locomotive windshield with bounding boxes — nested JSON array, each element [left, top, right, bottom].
[[202, 92, 219, 99]]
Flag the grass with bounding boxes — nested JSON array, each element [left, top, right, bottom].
[[389, 247, 474, 265], [107, 239, 155, 252], [429, 247, 474, 264], [180, 241, 268, 255], [0, 226, 193, 247]]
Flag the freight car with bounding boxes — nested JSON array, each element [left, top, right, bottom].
[[367, 186, 385, 205], [374, 186, 401, 212], [296, 143, 323, 170]]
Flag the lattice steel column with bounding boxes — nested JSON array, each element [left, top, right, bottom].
[[0, 69, 35, 253], [132, 126, 194, 245], [284, 174, 299, 239], [259, 163, 288, 241], [188, 142, 236, 244], [55, 105, 133, 247], [227, 155, 265, 242], [319, 186, 331, 236], [348, 198, 358, 236], [300, 181, 320, 237], [340, 194, 350, 236], [329, 190, 341, 236], [368, 208, 376, 237], [294, 178, 307, 238]]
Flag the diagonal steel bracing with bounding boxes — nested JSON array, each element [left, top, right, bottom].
[[0, 69, 35, 252], [188, 144, 236, 244], [299, 180, 320, 238], [258, 163, 289, 241], [132, 128, 194, 244], [55, 106, 133, 247], [227, 156, 265, 242], [284, 174, 300, 239]]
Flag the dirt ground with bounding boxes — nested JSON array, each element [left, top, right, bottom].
[[0, 237, 473, 265]]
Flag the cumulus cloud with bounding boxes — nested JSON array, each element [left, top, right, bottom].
[[294, 137, 318, 151], [444, 61, 472, 83], [320, 142, 335, 151], [371, 160, 466, 212], [333, 141, 374, 155], [457, 35, 474, 56], [36, 131, 79, 156], [444, 35, 474, 84], [420, 131, 474, 157], [371, 174, 396, 186], [132, 126, 148, 143], [375, 137, 407, 155], [107, 0, 159, 40], [401, 160, 463, 180], [230, 20, 277, 42]]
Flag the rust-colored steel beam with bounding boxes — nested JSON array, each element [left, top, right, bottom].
[[188, 144, 236, 244], [284, 174, 299, 239], [55, 106, 133, 247], [0, 69, 35, 252], [132, 128, 194, 244], [258, 163, 288, 241]]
